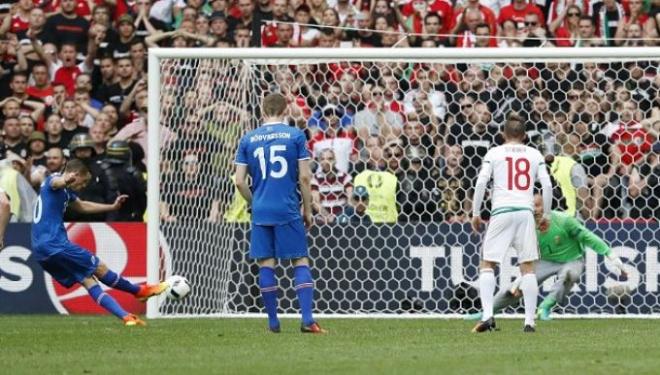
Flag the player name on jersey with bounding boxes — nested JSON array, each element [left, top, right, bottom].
[[249, 132, 292, 143]]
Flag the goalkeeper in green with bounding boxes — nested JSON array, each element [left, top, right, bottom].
[[468, 194, 627, 321]]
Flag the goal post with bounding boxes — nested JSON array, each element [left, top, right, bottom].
[[147, 47, 660, 319]]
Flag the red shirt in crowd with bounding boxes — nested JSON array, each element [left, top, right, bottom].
[[553, 27, 574, 47], [401, 0, 454, 35], [611, 126, 653, 165], [26, 85, 54, 106], [455, 31, 498, 47], [54, 65, 83, 96], [453, 5, 498, 36], [45, 0, 127, 20], [311, 170, 353, 215], [9, 15, 29, 34], [498, 3, 546, 28]]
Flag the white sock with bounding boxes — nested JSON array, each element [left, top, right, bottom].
[[479, 269, 496, 321], [520, 273, 539, 326]]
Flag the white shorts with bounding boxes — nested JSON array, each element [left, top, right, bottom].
[[482, 209, 538, 263]]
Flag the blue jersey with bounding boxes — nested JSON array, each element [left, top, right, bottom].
[[235, 122, 310, 225], [31, 174, 79, 260]]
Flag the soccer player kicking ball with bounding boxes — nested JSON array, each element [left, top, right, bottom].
[[234, 93, 326, 334], [470, 114, 553, 333], [32, 160, 167, 326], [467, 195, 627, 321]]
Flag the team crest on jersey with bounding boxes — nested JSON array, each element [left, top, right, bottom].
[[367, 174, 383, 188]]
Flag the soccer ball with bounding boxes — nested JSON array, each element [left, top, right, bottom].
[[166, 275, 191, 300]]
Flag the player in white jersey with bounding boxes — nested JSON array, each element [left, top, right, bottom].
[[470, 113, 553, 333]]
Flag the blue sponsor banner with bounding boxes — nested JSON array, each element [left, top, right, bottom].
[[0, 223, 148, 315], [0, 224, 58, 313], [228, 221, 659, 314], [2, 222, 659, 314]]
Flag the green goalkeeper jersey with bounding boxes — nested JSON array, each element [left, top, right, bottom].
[[538, 211, 611, 263]]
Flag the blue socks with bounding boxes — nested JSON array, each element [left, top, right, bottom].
[[87, 284, 128, 319], [258, 267, 280, 330], [99, 270, 140, 295], [294, 265, 315, 326]]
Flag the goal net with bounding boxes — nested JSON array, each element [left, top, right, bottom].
[[147, 48, 660, 318]]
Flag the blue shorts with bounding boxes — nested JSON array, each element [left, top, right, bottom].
[[38, 243, 100, 288], [250, 220, 308, 260]]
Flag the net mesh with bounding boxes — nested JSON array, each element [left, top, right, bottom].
[[154, 55, 659, 317]]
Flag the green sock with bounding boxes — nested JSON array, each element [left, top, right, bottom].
[[539, 296, 557, 310]]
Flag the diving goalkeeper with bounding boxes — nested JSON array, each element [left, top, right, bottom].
[[468, 194, 627, 321]]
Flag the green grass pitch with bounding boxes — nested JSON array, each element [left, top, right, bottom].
[[2, 316, 659, 374]]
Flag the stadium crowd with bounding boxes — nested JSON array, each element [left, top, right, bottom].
[[0, 0, 658, 223]]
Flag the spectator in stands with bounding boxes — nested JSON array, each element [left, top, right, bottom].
[[25, 7, 47, 42], [134, 0, 169, 40], [550, 5, 582, 47], [89, 123, 107, 156], [336, 185, 372, 225], [311, 148, 353, 224], [97, 57, 137, 111], [308, 105, 357, 173], [59, 98, 88, 148], [352, 135, 386, 174], [113, 89, 173, 165], [52, 40, 96, 96], [232, 0, 256, 44], [45, 147, 66, 175], [452, 0, 497, 38], [19, 116, 34, 141], [233, 24, 252, 47], [9, 72, 41, 106], [520, 12, 549, 47], [291, 5, 321, 47], [452, 8, 485, 47], [308, 90, 353, 131], [498, 0, 545, 29], [42, 0, 90, 54], [472, 23, 496, 47], [262, 0, 293, 47], [354, 85, 403, 142], [321, 8, 342, 39], [319, 29, 339, 48], [0, 0, 32, 36], [497, 19, 519, 47], [447, 102, 498, 183], [435, 145, 468, 222], [272, 22, 294, 47], [0, 96, 45, 125], [209, 12, 230, 42], [399, 146, 436, 222], [614, 0, 651, 46], [161, 152, 217, 223], [576, 16, 604, 47], [74, 90, 98, 128], [26, 62, 53, 106], [403, 69, 447, 120], [3, 117, 27, 159], [100, 104, 120, 137], [27, 131, 47, 167], [129, 40, 148, 76], [119, 78, 147, 122], [401, 113, 434, 168], [44, 114, 65, 149]]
